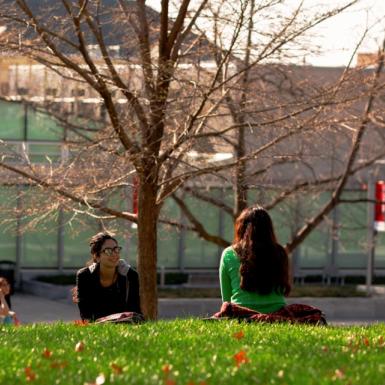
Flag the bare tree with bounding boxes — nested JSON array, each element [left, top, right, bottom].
[[168, 1, 385, 260], [0, 0, 370, 318]]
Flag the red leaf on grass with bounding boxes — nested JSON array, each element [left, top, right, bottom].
[[362, 337, 370, 347], [233, 331, 245, 340], [75, 341, 85, 352], [110, 363, 123, 375], [162, 364, 171, 374], [25, 367, 36, 382], [42, 348, 52, 359], [74, 319, 89, 326], [233, 350, 249, 367], [165, 380, 176, 385]]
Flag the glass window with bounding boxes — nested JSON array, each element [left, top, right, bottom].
[[19, 187, 59, 267], [183, 190, 221, 268], [0, 186, 18, 262], [27, 109, 64, 141], [158, 198, 179, 268], [221, 187, 234, 245], [298, 223, 330, 268], [337, 190, 367, 268], [62, 214, 99, 268], [23, 221, 58, 268], [375, 232, 385, 269], [1, 143, 22, 163], [0, 100, 24, 140], [28, 143, 62, 163], [294, 193, 331, 268]]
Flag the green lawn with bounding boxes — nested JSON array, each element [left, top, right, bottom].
[[1, 320, 385, 385]]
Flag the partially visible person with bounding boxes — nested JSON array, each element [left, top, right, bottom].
[[219, 206, 291, 313], [0, 277, 18, 325], [76, 232, 141, 321]]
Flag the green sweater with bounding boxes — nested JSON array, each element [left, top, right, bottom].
[[219, 246, 286, 313]]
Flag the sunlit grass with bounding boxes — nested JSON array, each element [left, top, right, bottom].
[[1, 320, 385, 385]]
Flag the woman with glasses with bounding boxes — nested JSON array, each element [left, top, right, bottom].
[[76, 232, 141, 321]]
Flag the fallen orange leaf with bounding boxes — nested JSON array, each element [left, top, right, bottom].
[[25, 367, 36, 382], [110, 363, 123, 375], [162, 364, 171, 374], [42, 348, 52, 359], [362, 337, 370, 347], [74, 319, 89, 326], [233, 330, 245, 340], [233, 350, 249, 367], [165, 379, 176, 385]]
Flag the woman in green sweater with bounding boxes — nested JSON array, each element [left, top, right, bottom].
[[219, 206, 291, 313]]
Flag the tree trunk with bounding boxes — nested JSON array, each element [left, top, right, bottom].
[[137, 175, 158, 320]]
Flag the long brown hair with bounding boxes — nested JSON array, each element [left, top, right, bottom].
[[233, 206, 291, 296]]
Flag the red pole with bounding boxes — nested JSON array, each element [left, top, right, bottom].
[[374, 180, 385, 231]]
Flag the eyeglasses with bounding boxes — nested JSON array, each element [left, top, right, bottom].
[[101, 246, 122, 256]]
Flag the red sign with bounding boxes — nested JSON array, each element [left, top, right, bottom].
[[375, 181, 385, 231]]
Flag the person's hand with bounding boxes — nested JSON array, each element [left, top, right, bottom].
[[71, 287, 79, 304]]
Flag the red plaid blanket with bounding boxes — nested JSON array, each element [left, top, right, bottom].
[[211, 302, 326, 325], [95, 312, 145, 324]]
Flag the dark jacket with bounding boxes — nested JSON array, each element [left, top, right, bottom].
[[76, 260, 141, 321]]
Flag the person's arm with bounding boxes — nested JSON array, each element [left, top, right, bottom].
[[76, 270, 95, 321], [0, 290, 10, 316], [219, 249, 232, 302], [127, 269, 141, 314]]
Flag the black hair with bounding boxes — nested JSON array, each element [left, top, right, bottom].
[[89, 231, 117, 263]]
